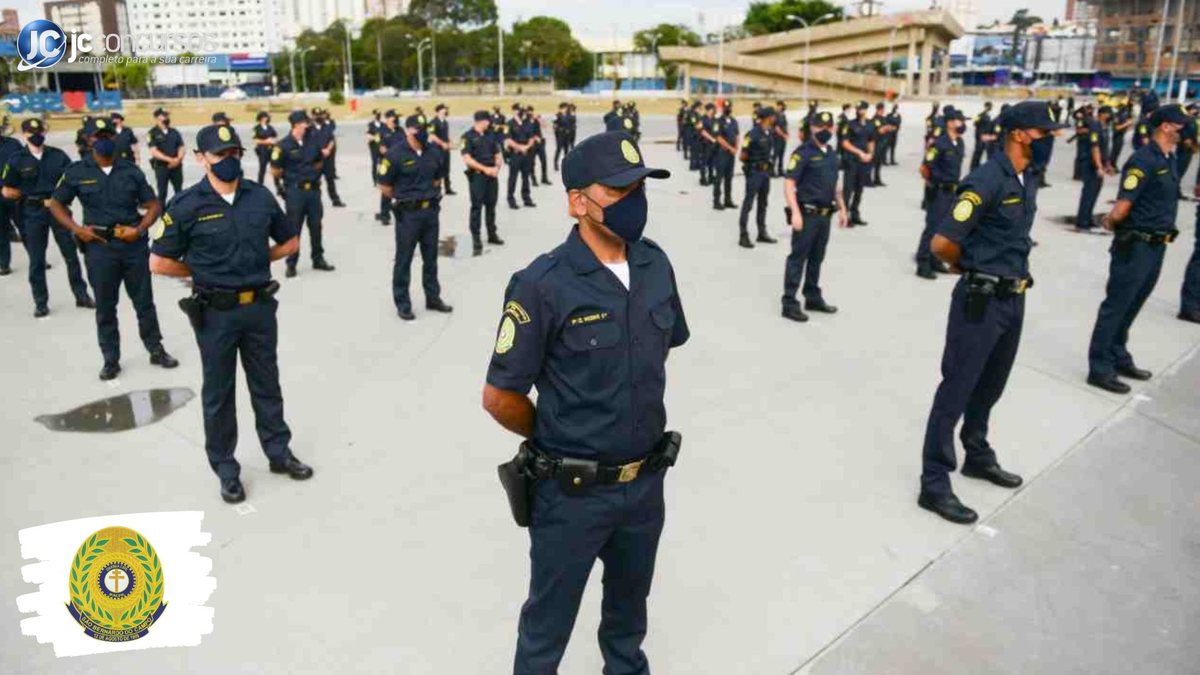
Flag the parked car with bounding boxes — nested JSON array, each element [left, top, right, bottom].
[[219, 87, 248, 101], [366, 86, 399, 98]]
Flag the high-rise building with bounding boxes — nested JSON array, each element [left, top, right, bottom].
[[1094, 0, 1199, 85], [44, 0, 128, 37], [124, 0, 285, 56], [0, 8, 20, 36], [279, 0, 402, 41]]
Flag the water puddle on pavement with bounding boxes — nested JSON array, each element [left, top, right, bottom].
[[35, 388, 195, 433]]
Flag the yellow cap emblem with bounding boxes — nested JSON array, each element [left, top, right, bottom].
[[623, 118, 633, 129], [620, 139, 640, 165], [218, 126, 232, 142], [96, 119, 107, 129]]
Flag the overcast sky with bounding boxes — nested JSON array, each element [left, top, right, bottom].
[[8, 0, 1054, 47]]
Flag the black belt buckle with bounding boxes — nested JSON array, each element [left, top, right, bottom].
[[556, 457, 598, 497]]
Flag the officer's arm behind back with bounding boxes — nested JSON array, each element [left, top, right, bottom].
[[933, 169, 992, 267], [482, 270, 554, 437]]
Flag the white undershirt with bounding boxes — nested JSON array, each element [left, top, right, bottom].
[[219, 191, 235, 205], [605, 261, 630, 290], [29, 146, 43, 160], [100, 165, 112, 175]]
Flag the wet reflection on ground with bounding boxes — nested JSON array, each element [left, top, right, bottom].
[[35, 388, 195, 433]]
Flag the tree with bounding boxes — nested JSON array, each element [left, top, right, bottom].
[[104, 59, 151, 93], [743, 0, 843, 36], [407, 0, 496, 27], [509, 16, 589, 87], [1008, 9, 1042, 68], [633, 23, 701, 89]]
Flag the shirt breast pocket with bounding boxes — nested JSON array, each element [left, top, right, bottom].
[[650, 301, 677, 352], [192, 216, 236, 261]]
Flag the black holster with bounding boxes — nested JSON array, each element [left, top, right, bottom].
[[497, 442, 536, 527], [644, 431, 682, 473], [964, 279, 994, 323], [178, 295, 207, 330]]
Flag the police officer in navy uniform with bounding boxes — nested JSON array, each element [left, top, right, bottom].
[[712, 102, 738, 211], [1110, 98, 1134, 166], [1075, 105, 1115, 232], [462, 110, 505, 256], [73, 115, 91, 160], [771, 100, 789, 176], [212, 111, 233, 127], [869, 102, 893, 186], [737, 107, 778, 248], [886, 103, 902, 165], [373, 110, 400, 226], [378, 115, 453, 321], [146, 107, 185, 203], [271, 110, 335, 278], [109, 112, 138, 164], [49, 116, 179, 380], [917, 101, 1064, 524], [482, 130, 688, 675], [310, 108, 345, 208], [1179, 177, 1200, 324], [148, 124, 314, 503], [916, 106, 966, 279], [1131, 93, 1157, 153], [366, 108, 383, 182], [3, 118, 93, 315], [602, 99, 623, 131], [840, 101, 875, 226], [782, 111, 848, 322], [252, 111, 279, 188], [970, 102, 995, 171], [0, 123, 23, 276], [1086, 105, 1194, 394], [505, 105, 536, 210], [429, 103, 456, 196]]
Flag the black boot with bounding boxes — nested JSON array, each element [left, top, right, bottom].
[[738, 232, 754, 249], [756, 229, 777, 244]]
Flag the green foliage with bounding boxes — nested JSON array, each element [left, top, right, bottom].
[[743, 0, 843, 36], [633, 24, 702, 89], [328, 88, 345, 105], [407, 0, 497, 27], [1008, 9, 1043, 66], [103, 59, 152, 92]]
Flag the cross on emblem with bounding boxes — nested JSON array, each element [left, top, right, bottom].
[[105, 568, 128, 593]]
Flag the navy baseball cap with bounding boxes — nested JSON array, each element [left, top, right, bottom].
[[812, 111, 834, 127], [473, 110, 490, 122], [1141, 92, 1160, 111], [756, 107, 776, 119], [195, 124, 243, 153], [562, 132, 669, 190], [404, 114, 423, 129], [212, 111, 231, 124], [942, 106, 965, 121], [996, 101, 1068, 131], [152, 107, 168, 117], [85, 117, 114, 136], [20, 118, 44, 133], [1149, 104, 1192, 127], [256, 110, 270, 120], [109, 111, 124, 121], [287, 110, 309, 125]]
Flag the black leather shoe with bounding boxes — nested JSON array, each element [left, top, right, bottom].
[[507, 199, 520, 210], [523, 200, 537, 208], [472, 245, 483, 257], [961, 463, 1023, 488], [916, 267, 937, 280], [76, 295, 96, 309], [487, 235, 505, 245], [805, 300, 838, 314], [269, 456, 314, 480], [99, 362, 121, 380], [738, 234, 754, 249], [398, 309, 415, 321], [723, 201, 737, 209], [875, 181, 887, 187], [426, 299, 453, 313], [313, 258, 336, 271], [1116, 364, 1151, 381], [756, 232, 778, 244], [851, 216, 868, 226], [782, 307, 809, 322], [149, 348, 179, 369], [34, 305, 49, 318], [1179, 310, 1200, 324], [331, 200, 347, 208], [0, 265, 10, 276], [1087, 374, 1131, 394], [445, 189, 457, 196], [285, 265, 297, 278], [220, 477, 246, 503], [712, 203, 724, 211], [918, 491, 978, 524]]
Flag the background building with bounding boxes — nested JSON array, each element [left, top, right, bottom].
[[1094, 0, 1199, 92], [124, 0, 284, 56], [44, 0, 127, 37]]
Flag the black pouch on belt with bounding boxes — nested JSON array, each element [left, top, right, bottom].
[[556, 457, 598, 497], [964, 280, 994, 323], [497, 442, 535, 528], [645, 431, 683, 473], [1113, 230, 1135, 262]]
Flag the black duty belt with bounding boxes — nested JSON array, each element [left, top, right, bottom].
[[526, 446, 650, 486], [800, 203, 834, 216], [1117, 228, 1178, 245], [22, 196, 49, 208], [932, 182, 959, 192], [292, 181, 320, 192], [394, 198, 439, 211], [965, 271, 1033, 297], [748, 161, 772, 172], [196, 283, 278, 311]]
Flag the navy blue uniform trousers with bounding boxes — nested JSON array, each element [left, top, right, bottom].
[[514, 472, 665, 675], [0, 201, 15, 268], [82, 237, 163, 364], [285, 188, 325, 266], [782, 213, 831, 309], [1076, 166, 1102, 228], [22, 207, 88, 307], [916, 188, 953, 271], [153, 165, 183, 204], [194, 298, 292, 480], [842, 159, 870, 217], [922, 278, 1023, 495], [1087, 239, 1166, 378], [391, 205, 441, 312], [711, 152, 733, 205], [1181, 208, 1200, 315], [468, 173, 499, 240], [738, 169, 770, 235], [507, 153, 532, 202]]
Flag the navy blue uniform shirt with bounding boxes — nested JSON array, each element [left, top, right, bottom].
[[938, 153, 1038, 279], [844, 118, 876, 153], [1117, 142, 1180, 232], [309, 122, 335, 149], [786, 140, 839, 205], [3, 145, 72, 197], [507, 116, 533, 144], [742, 126, 773, 164], [775, 110, 788, 133], [1080, 118, 1109, 165], [973, 112, 993, 139], [461, 128, 502, 167], [147, 125, 184, 165], [923, 133, 965, 184], [487, 226, 689, 464], [51, 157, 156, 228], [151, 178, 295, 289], [718, 114, 739, 146], [378, 124, 399, 151], [0, 136, 23, 168], [112, 126, 138, 162], [378, 141, 442, 201], [252, 123, 277, 150], [1132, 113, 1152, 149], [270, 132, 324, 187]]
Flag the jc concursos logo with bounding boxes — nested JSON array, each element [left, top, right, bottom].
[[17, 19, 67, 71]]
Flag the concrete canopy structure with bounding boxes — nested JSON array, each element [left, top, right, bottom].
[[660, 9, 965, 100]]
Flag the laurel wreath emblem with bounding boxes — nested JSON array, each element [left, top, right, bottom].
[[68, 530, 164, 631]]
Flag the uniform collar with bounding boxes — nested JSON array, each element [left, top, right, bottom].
[[196, 175, 249, 202], [563, 224, 652, 275]]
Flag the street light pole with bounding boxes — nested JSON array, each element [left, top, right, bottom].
[[498, 24, 505, 97], [289, 49, 297, 95], [786, 12, 838, 103], [343, 21, 356, 100], [376, 26, 384, 89], [1150, 0, 1170, 92], [417, 38, 431, 93], [1166, 0, 1187, 100], [298, 47, 313, 93]]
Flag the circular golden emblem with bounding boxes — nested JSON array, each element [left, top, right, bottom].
[[218, 126, 232, 142], [620, 139, 640, 165], [95, 119, 107, 129], [1123, 174, 1138, 191], [495, 316, 516, 354], [67, 527, 166, 642], [623, 118, 633, 129], [953, 199, 974, 222]]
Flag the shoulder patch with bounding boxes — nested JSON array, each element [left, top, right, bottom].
[[378, 158, 390, 175], [925, 148, 937, 162], [952, 199, 974, 222], [960, 191, 983, 206], [504, 301, 531, 325], [271, 147, 281, 160], [1123, 173, 1139, 190], [787, 154, 799, 171]]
